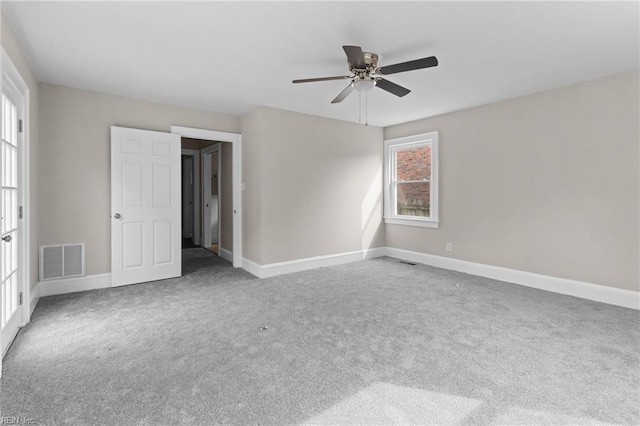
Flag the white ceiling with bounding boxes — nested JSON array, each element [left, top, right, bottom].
[[3, 1, 639, 127]]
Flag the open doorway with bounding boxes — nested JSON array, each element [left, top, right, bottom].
[[180, 138, 234, 263], [174, 126, 242, 268]]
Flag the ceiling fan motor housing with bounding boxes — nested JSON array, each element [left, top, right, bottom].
[[349, 52, 379, 79], [347, 52, 379, 84]]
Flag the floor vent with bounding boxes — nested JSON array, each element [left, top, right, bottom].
[[400, 260, 417, 266], [39, 243, 86, 281]]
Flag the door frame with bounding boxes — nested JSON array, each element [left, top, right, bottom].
[[1, 48, 31, 362], [171, 126, 242, 268], [181, 148, 201, 246], [202, 143, 221, 250]]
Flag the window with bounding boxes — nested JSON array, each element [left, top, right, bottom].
[[384, 132, 439, 228]]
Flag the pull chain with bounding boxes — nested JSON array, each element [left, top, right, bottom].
[[357, 88, 369, 125], [365, 90, 368, 126]]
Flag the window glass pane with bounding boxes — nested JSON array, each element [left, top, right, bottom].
[[395, 145, 431, 181], [396, 182, 430, 217]]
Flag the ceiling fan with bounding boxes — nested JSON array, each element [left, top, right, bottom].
[[292, 45, 438, 104]]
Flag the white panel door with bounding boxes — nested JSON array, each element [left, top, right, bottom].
[[1, 90, 23, 356], [111, 126, 181, 287]]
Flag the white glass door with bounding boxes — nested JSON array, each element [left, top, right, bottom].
[[1, 91, 22, 356]]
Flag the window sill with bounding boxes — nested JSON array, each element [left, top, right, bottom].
[[384, 217, 440, 229]]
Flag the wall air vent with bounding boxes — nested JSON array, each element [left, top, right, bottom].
[[39, 243, 85, 281]]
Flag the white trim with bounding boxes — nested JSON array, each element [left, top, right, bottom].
[[241, 257, 263, 278], [181, 148, 201, 246], [242, 248, 386, 279], [219, 247, 233, 263], [384, 247, 640, 310], [29, 284, 39, 317], [171, 126, 242, 268], [172, 127, 234, 143], [36, 273, 112, 298], [384, 217, 440, 228], [383, 131, 439, 228], [1, 327, 20, 359]]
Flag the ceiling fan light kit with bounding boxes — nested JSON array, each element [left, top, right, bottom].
[[292, 45, 439, 104], [354, 79, 375, 93]]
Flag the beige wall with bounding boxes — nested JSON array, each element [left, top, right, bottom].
[[240, 108, 264, 263], [38, 83, 240, 276], [2, 16, 40, 290], [241, 106, 384, 264], [385, 71, 640, 291]]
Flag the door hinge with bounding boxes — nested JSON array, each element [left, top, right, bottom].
[[19, 206, 23, 219], [18, 119, 23, 133], [19, 292, 23, 306]]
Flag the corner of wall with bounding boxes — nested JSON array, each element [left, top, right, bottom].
[[239, 107, 265, 264]]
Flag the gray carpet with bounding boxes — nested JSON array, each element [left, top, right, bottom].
[[1, 249, 638, 425]]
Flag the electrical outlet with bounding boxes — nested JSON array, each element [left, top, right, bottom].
[[446, 243, 452, 252]]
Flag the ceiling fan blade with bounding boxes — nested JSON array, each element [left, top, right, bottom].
[[343, 45, 366, 69], [331, 82, 355, 103], [378, 56, 438, 75], [292, 75, 353, 84], [375, 78, 411, 97]]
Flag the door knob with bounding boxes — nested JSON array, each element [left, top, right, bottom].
[[114, 213, 122, 219], [2, 235, 12, 243]]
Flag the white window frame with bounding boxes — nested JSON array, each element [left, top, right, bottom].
[[383, 131, 439, 228]]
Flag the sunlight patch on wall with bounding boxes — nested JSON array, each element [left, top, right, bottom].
[[361, 168, 382, 251]]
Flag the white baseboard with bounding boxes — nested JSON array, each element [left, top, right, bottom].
[[36, 273, 112, 298], [241, 258, 262, 277], [242, 247, 386, 279], [28, 248, 638, 312], [29, 284, 39, 316], [384, 247, 640, 310], [219, 247, 233, 263]]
